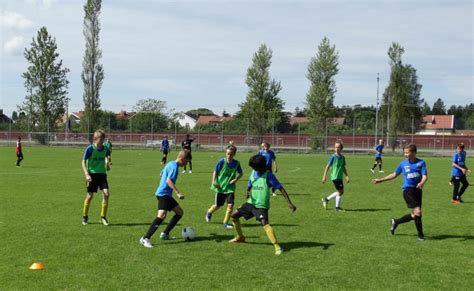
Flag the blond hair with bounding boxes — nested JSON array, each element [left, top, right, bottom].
[[177, 149, 192, 161], [93, 129, 106, 141]]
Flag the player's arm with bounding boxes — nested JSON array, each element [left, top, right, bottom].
[[211, 171, 219, 188], [372, 172, 398, 184], [82, 160, 91, 182], [416, 174, 428, 189], [273, 159, 278, 173], [322, 164, 330, 183], [452, 162, 467, 174], [344, 167, 350, 183], [230, 172, 243, 185], [166, 178, 184, 199], [279, 187, 296, 212]]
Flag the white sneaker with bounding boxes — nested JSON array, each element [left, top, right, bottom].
[[182, 170, 186, 174], [272, 192, 277, 197], [379, 170, 385, 173], [189, 170, 192, 174], [139, 237, 153, 248], [370, 169, 375, 173]]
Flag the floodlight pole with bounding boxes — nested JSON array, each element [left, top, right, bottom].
[[375, 73, 379, 146]]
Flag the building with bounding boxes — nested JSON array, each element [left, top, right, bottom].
[[418, 115, 455, 135], [176, 112, 197, 129], [196, 115, 232, 126], [0, 109, 11, 123]]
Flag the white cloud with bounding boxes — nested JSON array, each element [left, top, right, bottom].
[[0, 11, 34, 30], [25, 0, 58, 9], [3, 36, 25, 55]]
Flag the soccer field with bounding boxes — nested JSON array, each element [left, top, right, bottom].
[[1, 147, 472, 289]]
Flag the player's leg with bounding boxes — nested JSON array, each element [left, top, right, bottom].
[[141, 208, 168, 248], [161, 205, 183, 239], [452, 177, 461, 202], [371, 159, 377, 171], [206, 193, 224, 222], [412, 206, 424, 240], [260, 212, 282, 255], [82, 192, 94, 225], [322, 180, 340, 209], [100, 188, 110, 225], [188, 160, 193, 173], [458, 176, 469, 202], [378, 159, 383, 172], [229, 204, 248, 242], [223, 193, 235, 228]]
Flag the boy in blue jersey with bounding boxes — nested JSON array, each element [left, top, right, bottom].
[[258, 142, 278, 196], [228, 154, 296, 255], [161, 136, 170, 165], [321, 142, 350, 211], [81, 130, 111, 226], [370, 139, 384, 173], [372, 144, 427, 241], [451, 143, 470, 203], [139, 149, 192, 248], [206, 144, 243, 228]]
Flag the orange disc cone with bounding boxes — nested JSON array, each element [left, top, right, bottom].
[[29, 262, 45, 270]]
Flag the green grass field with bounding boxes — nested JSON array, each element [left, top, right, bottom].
[[1, 147, 473, 289]]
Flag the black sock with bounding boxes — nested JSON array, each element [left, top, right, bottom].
[[379, 164, 382, 171], [163, 214, 182, 235], [372, 164, 376, 170], [414, 216, 423, 236], [144, 217, 163, 239], [395, 214, 413, 225], [459, 183, 469, 197]]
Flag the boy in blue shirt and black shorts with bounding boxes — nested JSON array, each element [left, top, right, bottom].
[[450, 143, 470, 203], [372, 144, 428, 241]]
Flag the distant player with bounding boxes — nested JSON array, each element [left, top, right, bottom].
[[161, 136, 170, 165], [451, 143, 470, 203], [370, 139, 384, 173], [205, 144, 243, 228], [182, 134, 195, 173], [81, 130, 111, 226], [15, 136, 23, 167], [372, 144, 427, 241], [103, 138, 113, 165], [228, 154, 296, 256], [258, 142, 278, 196], [139, 149, 191, 248], [321, 142, 350, 211]]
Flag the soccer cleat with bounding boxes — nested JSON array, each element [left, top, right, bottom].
[[82, 216, 88, 225], [100, 216, 109, 226], [321, 198, 328, 210], [229, 236, 245, 243], [418, 235, 425, 241], [182, 170, 186, 174], [458, 199, 465, 203], [390, 219, 398, 235], [159, 232, 175, 240], [274, 247, 283, 256], [189, 170, 192, 174], [272, 192, 277, 197], [335, 207, 345, 212], [223, 223, 233, 229], [379, 170, 385, 173], [451, 200, 461, 204], [205, 212, 212, 223], [370, 168, 375, 173], [139, 237, 153, 248]]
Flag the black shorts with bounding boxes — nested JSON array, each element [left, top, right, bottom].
[[452, 175, 469, 184], [162, 149, 169, 155], [215, 192, 235, 207], [403, 188, 422, 208], [86, 173, 108, 193], [157, 195, 179, 211], [17, 152, 23, 159], [332, 180, 344, 190], [237, 203, 269, 222], [375, 157, 382, 163]]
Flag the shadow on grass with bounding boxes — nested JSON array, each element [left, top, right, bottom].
[[344, 208, 391, 212], [164, 233, 258, 244], [242, 223, 298, 228], [108, 222, 166, 227], [287, 193, 311, 196], [245, 240, 334, 251], [428, 234, 474, 241]]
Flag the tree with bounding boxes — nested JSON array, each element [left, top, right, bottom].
[[19, 27, 70, 138], [130, 98, 170, 132], [239, 44, 285, 143], [305, 37, 339, 149], [432, 98, 446, 115], [11, 111, 18, 122], [81, 0, 104, 136], [185, 108, 215, 119], [133, 98, 167, 113], [422, 101, 431, 116]]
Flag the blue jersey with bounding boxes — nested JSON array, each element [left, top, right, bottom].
[[375, 144, 384, 158], [247, 171, 282, 190], [161, 140, 169, 151], [258, 149, 276, 170], [214, 158, 243, 174], [83, 144, 110, 160], [451, 151, 467, 177], [156, 161, 179, 197], [395, 159, 427, 190]]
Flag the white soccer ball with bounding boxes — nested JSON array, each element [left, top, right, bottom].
[[181, 227, 196, 241]]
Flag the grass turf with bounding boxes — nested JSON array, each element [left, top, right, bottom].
[[0, 147, 473, 289]]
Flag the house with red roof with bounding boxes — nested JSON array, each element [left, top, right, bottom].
[[418, 115, 455, 135]]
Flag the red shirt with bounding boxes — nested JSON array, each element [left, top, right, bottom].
[[16, 140, 22, 154]]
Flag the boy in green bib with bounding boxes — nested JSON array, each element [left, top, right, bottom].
[[229, 155, 296, 255], [81, 130, 111, 226], [321, 142, 350, 211], [206, 144, 243, 228]]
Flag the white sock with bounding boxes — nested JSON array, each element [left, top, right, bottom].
[[327, 192, 338, 200], [336, 195, 343, 208]]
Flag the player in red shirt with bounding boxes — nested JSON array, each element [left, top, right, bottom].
[[16, 136, 23, 167]]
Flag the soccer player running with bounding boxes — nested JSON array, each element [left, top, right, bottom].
[[181, 134, 195, 173], [372, 144, 427, 241], [161, 135, 170, 165], [321, 142, 350, 211], [81, 130, 111, 226], [258, 142, 278, 196], [228, 154, 296, 256], [450, 143, 470, 204], [205, 144, 243, 228], [139, 149, 191, 248], [103, 138, 113, 165], [370, 139, 385, 173], [15, 136, 24, 167]]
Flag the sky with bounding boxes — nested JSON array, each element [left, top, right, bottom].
[[1, 0, 473, 117]]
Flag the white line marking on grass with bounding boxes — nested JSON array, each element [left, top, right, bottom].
[[290, 167, 301, 173]]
